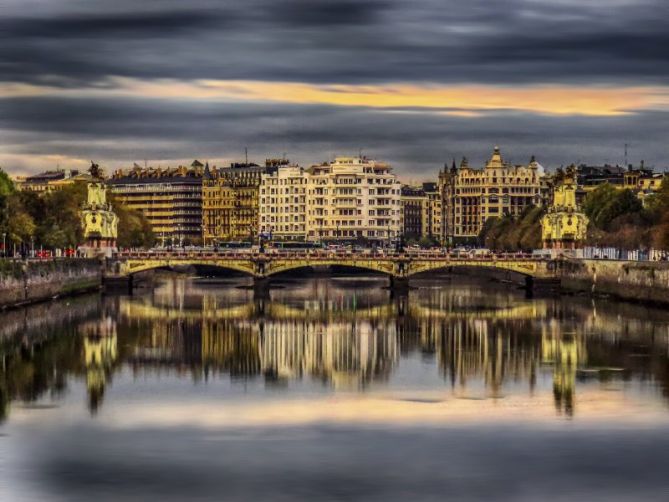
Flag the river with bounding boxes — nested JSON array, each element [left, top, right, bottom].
[[2, 273, 669, 501]]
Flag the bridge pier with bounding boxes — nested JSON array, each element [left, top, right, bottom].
[[252, 277, 271, 300], [103, 274, 133, 293], [525, 276, 561, 294], [389, 276, 410, 295]]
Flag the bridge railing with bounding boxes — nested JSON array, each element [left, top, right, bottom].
[[112, 249, 542, 262]]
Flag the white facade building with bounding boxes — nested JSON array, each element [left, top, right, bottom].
[[259, 165, 307, 240], [306, 157, 402, 243]]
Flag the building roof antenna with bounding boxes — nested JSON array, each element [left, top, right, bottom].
[[245, 147, 248, 165]]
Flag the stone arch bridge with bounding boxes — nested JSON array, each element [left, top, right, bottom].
[[105, 251, 560, 292]]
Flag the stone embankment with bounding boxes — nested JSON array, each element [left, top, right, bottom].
[[558, 259, 669, 304], [0, 259, 102, 309]]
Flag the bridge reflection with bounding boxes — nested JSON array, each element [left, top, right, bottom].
[[2, 276, 669, 420]]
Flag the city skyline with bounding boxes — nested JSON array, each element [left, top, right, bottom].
[[2, 0, 669, 176]]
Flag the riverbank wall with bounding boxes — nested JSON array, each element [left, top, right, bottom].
[[558, 259, 669, 305], [0, 259, 102, 309]]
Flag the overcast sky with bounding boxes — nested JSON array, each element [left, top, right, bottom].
[[1, 0, 668, 179]]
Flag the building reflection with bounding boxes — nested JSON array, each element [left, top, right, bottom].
[[259, 320, 398, 388], [2, 276, 669, 418], [541, 326, 587, 417], [112, 277, 669, 416], [81, 316, 118, 414]]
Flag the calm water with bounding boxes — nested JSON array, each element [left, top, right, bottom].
[[2, 273, 669, 501]]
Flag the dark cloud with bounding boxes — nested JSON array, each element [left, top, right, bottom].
[[0, 0, 668, 85], [0, 10, 224, 39], [1, 1, 667, 174], [2, 96, 667, 176], [268, 0, 390, 27]]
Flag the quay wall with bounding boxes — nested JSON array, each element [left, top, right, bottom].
[[558, 259, 669, 304], [0, 259, 102, 309]]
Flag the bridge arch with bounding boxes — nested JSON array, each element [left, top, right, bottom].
[[264, 259, 396, 278], [404, 259, 548, 279], [117, 259, 256, 278]]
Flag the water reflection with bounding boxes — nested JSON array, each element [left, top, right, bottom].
[[2, 275, 669, 423]]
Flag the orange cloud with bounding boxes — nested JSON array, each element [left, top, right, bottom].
[[2, 77, 669, 116]]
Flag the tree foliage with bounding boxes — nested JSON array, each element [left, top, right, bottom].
[[112, 197, 155, 249], [0, 176, 155, 253], [583, 184, 643, 231], [0, 169, 36, 254], [478, 205, 544, 251], [583, 178, 669, 250]]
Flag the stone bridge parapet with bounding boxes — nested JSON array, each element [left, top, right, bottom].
[[105, 251, 560, 291]]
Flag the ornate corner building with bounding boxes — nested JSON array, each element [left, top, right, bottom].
[[80, 182, 118, 256], [541, 167, 589, 249], [437, 146, 547, 244]]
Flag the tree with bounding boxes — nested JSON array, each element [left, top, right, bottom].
[[111, 197, 155, 249], [0, 168, 14, 197], [583, 185, 642, 231], [477, 205, 544, 251], [36, 184, 87, 248], [6, 196, 36, 246]]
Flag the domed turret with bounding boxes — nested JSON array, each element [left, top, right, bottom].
[[485, 146, 505, 169]]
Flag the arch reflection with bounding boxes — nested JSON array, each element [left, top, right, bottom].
[[1, 276, 669, 419]]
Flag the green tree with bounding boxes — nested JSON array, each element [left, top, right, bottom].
[[0, 168, 14, 197], [0, 170, 36, 255], [112, 197, 155, 249], [478, 205, 544, 252], [583, 184, 643, 231], [36, 184, 87, 248], [6, 196, 36, 246]]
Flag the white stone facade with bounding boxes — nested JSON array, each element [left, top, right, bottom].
[[259, 166, 307, 240], [305, 157, 402, 243]]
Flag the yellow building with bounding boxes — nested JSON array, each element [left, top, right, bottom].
[[423, 182, 442, 243], [202, 161, 279, 244], [438, 161, 458, 244], [541, 167, 589, 249], [439, 147, 545, 242], [577, 162, 666, 207], [17, 169, 94, 193], [109, 162, 203, 245], [80, 182, 118, 256]]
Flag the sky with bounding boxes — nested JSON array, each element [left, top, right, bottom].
[[1, 0, 668, 179]]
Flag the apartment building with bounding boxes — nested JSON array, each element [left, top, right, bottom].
[[439, 147, 545, 242], [259, 165, 308, 240], [202, 161, 279, 244], [108, 162, 203, 245], [305, 157, 401, 244], [400, 185, 427, 239]]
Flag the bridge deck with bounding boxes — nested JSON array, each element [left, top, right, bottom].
[[107, 250, 557, 280]]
